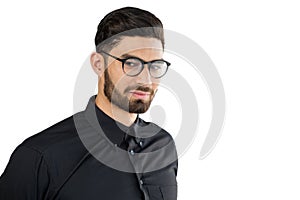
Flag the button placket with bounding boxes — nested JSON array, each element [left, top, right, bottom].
[[129, 149, 135, 155], [139, 179, 144, 185], [139, 140, 143, 147], [125, 126, 149, 199]]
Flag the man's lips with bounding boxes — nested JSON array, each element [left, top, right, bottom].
[[129, 90, 151, 99]]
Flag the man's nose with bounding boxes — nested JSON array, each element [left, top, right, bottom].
[[137, 65, 152, 84]]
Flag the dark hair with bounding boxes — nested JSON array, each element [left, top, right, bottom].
[[95, 7, 164, 53]]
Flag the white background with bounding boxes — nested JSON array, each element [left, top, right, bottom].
[[1, 0, 300, 199]]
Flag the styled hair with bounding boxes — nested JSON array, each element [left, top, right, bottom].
[[95, 7, 164, 53]]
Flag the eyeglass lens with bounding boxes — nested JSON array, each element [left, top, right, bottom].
[[123, 58, 168, 78]]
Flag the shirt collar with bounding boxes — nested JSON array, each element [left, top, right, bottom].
[[90, 95, 140, 146]]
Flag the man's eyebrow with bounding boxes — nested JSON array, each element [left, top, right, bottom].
[[120, 53, 137, 58], [120, 53, 163, 60]]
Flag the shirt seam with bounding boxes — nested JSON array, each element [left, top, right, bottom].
[[19, 145, 56, 193]]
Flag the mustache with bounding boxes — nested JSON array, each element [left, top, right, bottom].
[[124, 86, 155, 95]]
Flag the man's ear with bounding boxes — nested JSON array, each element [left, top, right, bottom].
[[90, 52, 105, 77]]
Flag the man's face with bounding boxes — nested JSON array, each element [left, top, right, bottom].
[[102, 36, 164, 113]]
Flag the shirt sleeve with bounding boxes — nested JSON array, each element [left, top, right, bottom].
[[0, 145, 50, 200]]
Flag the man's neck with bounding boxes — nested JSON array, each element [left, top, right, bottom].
[[95, 94, 137, 127]]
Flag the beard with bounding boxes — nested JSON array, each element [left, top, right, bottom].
[[103, 70, 156, 113]]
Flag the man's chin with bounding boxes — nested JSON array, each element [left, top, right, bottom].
[[128, 100, 151, 114], [129, 108, 149, 114]]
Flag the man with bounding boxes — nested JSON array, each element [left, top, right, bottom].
[[0, 7, 178, 200]]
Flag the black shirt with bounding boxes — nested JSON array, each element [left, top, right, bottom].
[[0, 95, 178, 200]]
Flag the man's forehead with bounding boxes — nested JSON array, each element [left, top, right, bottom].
[[111, 36, 163, 56]]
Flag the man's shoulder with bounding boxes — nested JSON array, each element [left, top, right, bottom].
[[4, 111, 90, 191], [20, 112, 85, 154]]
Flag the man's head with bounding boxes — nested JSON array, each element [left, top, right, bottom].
[[94, 7, 164, 53], [91, 7, 168, 114]]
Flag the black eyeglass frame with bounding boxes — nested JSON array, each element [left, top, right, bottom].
[[100, 51, 170, 79]]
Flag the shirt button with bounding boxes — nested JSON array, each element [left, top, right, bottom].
[[129, 149, 135, 155], [139, 179, 144, 185], [139, 141, 143, 147]]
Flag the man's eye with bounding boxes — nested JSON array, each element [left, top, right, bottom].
[[125, 62, 137, 67], [124, 59, 140, 67], [151, 65, 162, 70]]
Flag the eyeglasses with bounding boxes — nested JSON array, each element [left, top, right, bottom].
[[100, 51, 170, 79]]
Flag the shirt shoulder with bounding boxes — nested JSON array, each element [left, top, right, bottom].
[[20, 113, 82, 153], [13, 112, 90, 192], [17, 111, 90, 173]]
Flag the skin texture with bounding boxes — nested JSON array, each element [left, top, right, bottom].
[[90, 36, 164, 127]]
